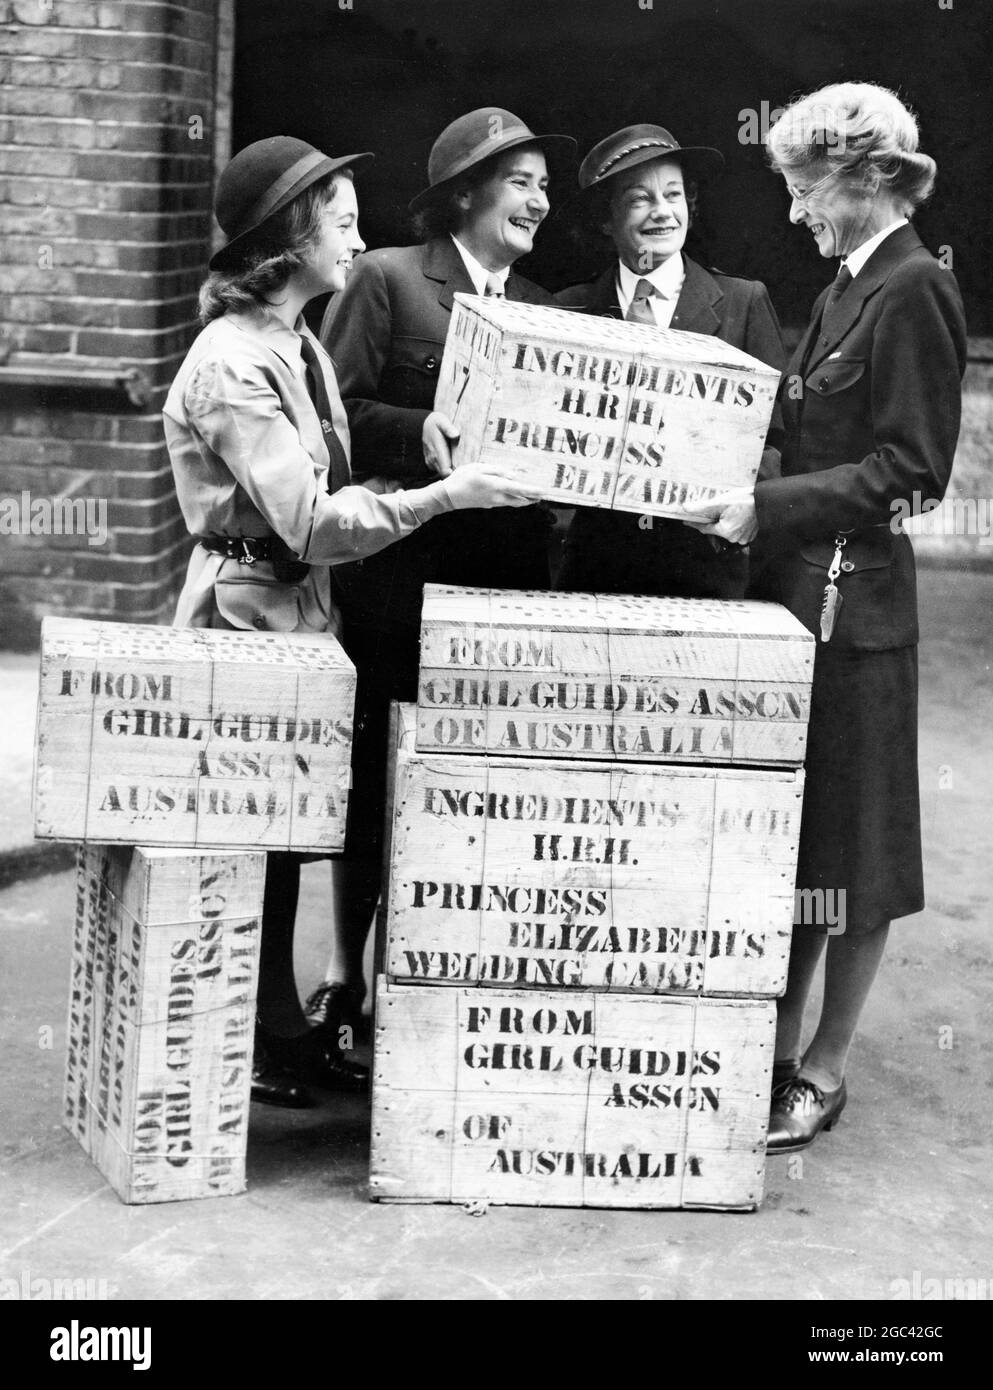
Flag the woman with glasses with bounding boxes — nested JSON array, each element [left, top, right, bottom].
[[685, 83, 966, 1153]]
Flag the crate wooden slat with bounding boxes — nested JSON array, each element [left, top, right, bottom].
[[371, 981, 773, 1209], [418, 586, 814, 766], [385, 704, 802, 997], [33, 618, 356, 852], [64, 845, 264, 1204], [434, 295, 781, 517]]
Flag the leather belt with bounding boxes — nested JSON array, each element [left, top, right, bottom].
[[196, 534, 309, 583]]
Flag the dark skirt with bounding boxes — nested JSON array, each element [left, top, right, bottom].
[[796, 642, 922, 933]]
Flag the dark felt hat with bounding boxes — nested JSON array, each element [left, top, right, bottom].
[[576, 124, 724, 198], [408, 107, 575, 213], [209, 136, 373, 271]]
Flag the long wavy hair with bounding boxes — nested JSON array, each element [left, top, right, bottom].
[[198, 169, 353, 324]]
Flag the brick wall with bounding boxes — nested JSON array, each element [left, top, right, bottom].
[[0, 0, 225, 646]]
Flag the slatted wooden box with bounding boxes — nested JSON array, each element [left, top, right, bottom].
[[384, 704, 803, 997], [371, 981, 774, 1209], [33, 618, 355, 852], [434, 295, 781, 517], [64, 845, 265, 1204], [418, 586, 814, 766]]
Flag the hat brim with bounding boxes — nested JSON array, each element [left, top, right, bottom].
[[408, 133, 576, 214], [568, 144, 725, 210], [209, 150, 375, 271]]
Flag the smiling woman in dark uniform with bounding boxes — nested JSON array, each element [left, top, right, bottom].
[[555, 123, 786, 600], [308, 109, 575, 1042], [685, 83, 966, 1153]]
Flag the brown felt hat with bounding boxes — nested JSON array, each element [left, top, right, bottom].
[[408, 107, 575, 213], [209, 136, 373, 271], [575, 123, 724, 198]]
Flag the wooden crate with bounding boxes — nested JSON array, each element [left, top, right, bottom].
[[64, 845, 264, 1203], [371, 981, 774, 1210], [385, 704, 802, 997], [434, 294, 781, 517], [34, 618, 355, 852], [418, 586, 813, 765]]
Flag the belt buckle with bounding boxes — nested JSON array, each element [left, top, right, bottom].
[[240, 538, 256, 566]]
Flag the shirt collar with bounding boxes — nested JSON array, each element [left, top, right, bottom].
[[616, 253, 685, 305], [843, 218, 909, 279], [228, 306, 316, 370], [451, 235, 510, 296]]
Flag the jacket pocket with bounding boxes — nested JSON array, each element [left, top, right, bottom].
[[800, 527, 895, 572], [806, 357, 866, 397], [213, 567, 302, 632], [384, 336, 445, 405]]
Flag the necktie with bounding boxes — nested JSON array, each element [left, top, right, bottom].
[[818, 263, 854, 345], [299, 335, 350, 495], [484, 273, 505, 298], [626, 278, 657, 325]]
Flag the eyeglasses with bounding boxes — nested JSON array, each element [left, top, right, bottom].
[[784, 168, 842, 205]]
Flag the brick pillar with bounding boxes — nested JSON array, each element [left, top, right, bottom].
[[0, 0, 228, 646]]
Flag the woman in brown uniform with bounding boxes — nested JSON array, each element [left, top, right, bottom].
[[164, 136, 540, 1105]]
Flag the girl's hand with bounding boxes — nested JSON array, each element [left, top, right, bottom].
[[444, 463, 542, 510], [680, 487, 758, 545], [422, 412, 460, 476]]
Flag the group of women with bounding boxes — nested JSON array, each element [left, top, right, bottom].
[[164, 81, 966, 1157]]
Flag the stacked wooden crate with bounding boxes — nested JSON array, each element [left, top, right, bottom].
[[371, 587, 814, 1211], [34, 618, 357, 1203]]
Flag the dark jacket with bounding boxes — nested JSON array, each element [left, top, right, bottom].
[[752, 223, 966, 649], [320, 237, 555, 633], [555, 256, 787, 597]]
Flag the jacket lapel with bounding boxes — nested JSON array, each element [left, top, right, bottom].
[[670, 257, 722, 336], [422, 236, 477, 312], [804, 223, 924, 371]]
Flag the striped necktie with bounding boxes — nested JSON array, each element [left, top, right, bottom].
[[299, 335, 350, 496]]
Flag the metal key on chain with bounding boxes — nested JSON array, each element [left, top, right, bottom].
[[819, 534, 847, 642]]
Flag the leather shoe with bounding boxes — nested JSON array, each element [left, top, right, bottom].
[[304, 980, 365, 1045], [767, 1075, 847, 1154], [251, 1039, 315, 1109], [264, 1027, 370, 1095], [772, 1058, 801, 1090]]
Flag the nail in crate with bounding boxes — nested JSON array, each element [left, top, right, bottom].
[[33, 618, 356, 852], [64, 845, 264, 1204], [371, 981, 774, 1210], [434, 294, 781, 517], [417, 586, 814, 765], [384, 704, 803, 997]]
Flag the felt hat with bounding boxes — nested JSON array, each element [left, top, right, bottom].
[[408, 107, 575, 213], [576, 123, 723, 198], [210, 136, 373, 271]]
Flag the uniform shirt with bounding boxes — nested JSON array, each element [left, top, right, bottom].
[[163, 307, 455, 630], [842, 218, 909, 278], [450, 236, 510, 295], [616, 253, 685, 328]]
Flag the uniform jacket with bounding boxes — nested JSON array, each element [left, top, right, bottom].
[[751, 223, 967, 648], [319, 237, 556, 633], [163, 309, 453, 633], [555, 256, 787, 596]]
